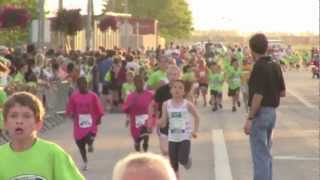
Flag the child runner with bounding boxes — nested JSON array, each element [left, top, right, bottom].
[[123, 75, 153, 152], [195, 59, 209, 107], [0, 92, 84, 179], [181, 65, 196, 103], [227, 58, 242, 112], [121, 70, 136, 101], [152, 65, 181, 156], [66, 77, 104, 171], [240, 59, 252, 112], [208, 62, 224, 111], [159, 80, 200, 179]]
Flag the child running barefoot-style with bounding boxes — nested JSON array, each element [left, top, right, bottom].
[[159, 80, 200, 180], [0, 92, 84, 179], [66, 77, 104, 171]]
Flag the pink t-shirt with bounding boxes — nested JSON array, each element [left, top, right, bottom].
[[123, 90, 154, 141], [66, 90, 104, 140]]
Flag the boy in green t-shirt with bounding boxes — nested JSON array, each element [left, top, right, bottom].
[[0, 92, 84, 180], [208, 63, 224, 111], [226, 58, 242, 112]]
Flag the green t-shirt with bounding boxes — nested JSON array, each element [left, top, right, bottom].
[[0, 138, 85, 180], [182, 72, 195, 82], [303, 53, 310, 63], [235, 51, 244, 64], [104, 71, 111, 82], [0, 89, 7, 129], [209, 72, 224, 92], [222, 57, 232, 72], [84, 65, 93, 83], [227, 67, 242, 90], [122, 82, 135, 96], [147, 70, 167, 88], [12, 72, 25, 83]]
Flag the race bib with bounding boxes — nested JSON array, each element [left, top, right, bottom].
[[199, 71, 205, 77], [135, 114, 148, 128], [11, 175, 47, 180], [232, 77, 241, 84], [79, 114, 93, 128], [170, 112, 186, 130]]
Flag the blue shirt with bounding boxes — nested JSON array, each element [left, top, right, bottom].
[[98, 57, 113, 83]]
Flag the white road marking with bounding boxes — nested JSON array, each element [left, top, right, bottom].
[[212, 129, 233, 180], [287, 89, 317, 109], [274, 156, 319, 161]]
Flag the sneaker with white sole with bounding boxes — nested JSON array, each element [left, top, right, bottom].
[[82, 162, 88, 171]]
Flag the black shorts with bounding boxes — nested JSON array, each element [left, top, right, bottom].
[[210, 90, 222, 98], [228, 88, 240, 97], [102, 83, 111, 95], [199, 83, 208, 89], [75, 132, 96, 146], [169, 140, 191, 172]]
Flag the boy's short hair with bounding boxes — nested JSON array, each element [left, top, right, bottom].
[[3, 92, 45, 123], [249, 33, 268, 55], [113, 153, 176, 180]]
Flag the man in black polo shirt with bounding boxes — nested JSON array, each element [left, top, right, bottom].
[[244, 33, 286, 180]]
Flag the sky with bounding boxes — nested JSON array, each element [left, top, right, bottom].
[[46, 0, 319, 33]]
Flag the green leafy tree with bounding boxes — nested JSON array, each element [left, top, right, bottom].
[[102, 0, 193, 40]]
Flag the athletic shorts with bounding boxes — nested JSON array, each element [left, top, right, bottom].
[[169, 140, 191, 172], [199, 83, 208, 89], [228, 87, 240, 97], [210, 90, 222, 98]]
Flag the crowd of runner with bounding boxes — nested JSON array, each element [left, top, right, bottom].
[[0, 41, 318, 179]]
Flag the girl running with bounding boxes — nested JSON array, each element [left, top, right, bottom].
[[195, 59, 209, 107], [123, 75, 153, 152], [159, 80, 200, 179], [66, 77, 104, 171]]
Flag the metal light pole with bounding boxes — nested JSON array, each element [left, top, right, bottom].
[[86, 0, 94, 51], [37, 0, 45, 49], [124, 0, 129, 49], [58, 0, 64, 49]]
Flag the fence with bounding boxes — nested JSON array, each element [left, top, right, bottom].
[[0, 82, 70, 145]]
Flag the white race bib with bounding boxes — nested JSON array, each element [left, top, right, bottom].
[[170, 112, 186, 130], [232, 77, 241, 84], [199, 71, 205, 77], [135, 114, 148, 128], [79, 114, 93, 128]]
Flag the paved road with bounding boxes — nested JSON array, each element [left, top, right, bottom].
[[42, 69, 319, 180]]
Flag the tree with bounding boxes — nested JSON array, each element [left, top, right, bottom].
[[102, 0, 193, 40]]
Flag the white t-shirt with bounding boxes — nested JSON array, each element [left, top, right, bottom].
[[166, 99, 192, 142]]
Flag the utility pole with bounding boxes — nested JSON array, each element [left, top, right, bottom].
[[37, 0, 45, 49], [86, 0, 94, 51], [58, 0, 64, 50], [124, 0, 129, 49]]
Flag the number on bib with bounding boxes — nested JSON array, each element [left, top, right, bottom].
[[79, 114, 93, 128], [135, 114, 148, 128]]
